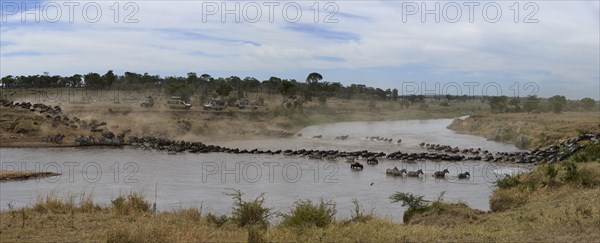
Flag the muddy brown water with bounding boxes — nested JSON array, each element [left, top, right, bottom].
[[0, 118, 531, 222]]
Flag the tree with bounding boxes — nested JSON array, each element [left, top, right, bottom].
[[200, 73, 212, 81], [187, 72, 198, 82], [102, 70, 116, 88], [165, 82, 194, 100], [392, 89, 398, 101], [280, 80, 296, 98], [1, 75, 15, 88], [306, 72, 323, 101], [83, 72, 102, 89], [548, 95, 567, 113], [580, 97, 596, 112], [215, 81, 233, 99], [306, 72, 323, 85], [508, 97, 521, 112], [524, 95, 540, 113], [385, 89, 392, 100], [489, 96, 508, 113]]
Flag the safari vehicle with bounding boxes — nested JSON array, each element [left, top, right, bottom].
[[166, 96, 191, 110], [140, 96, 154, 108], [203, 100, 226, 111], [235, 99, 258, 110]]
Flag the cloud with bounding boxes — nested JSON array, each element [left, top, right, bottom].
[[315, 56, 346, 62], [284, 23, 360, 41], [1, 50, 41, 57], [0, 1, 598, 99]]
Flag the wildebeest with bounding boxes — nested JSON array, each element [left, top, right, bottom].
[[366, 157, 379, 165], [434, 169, 450, 178], [41, 134, 65, 144], [350, 162, 364, 170], [458, 172, 470, 179]]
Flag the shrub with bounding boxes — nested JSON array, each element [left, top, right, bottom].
[[348, 198, 374, 223], [562, 164, 600, 188], [489, 188, 528, 212], [570, 143, 600, 163], [280, 199, 337, 228], [226, 189, 271, 229], [563, 162, 578, 182], [111, 192, 150, 215], [33, 193, 75, 214], [495, 174, 521, 189], [205, 212, 230, 227], [389, 192, 428, 223]]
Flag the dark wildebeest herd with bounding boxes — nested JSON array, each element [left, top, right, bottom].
[[2, 97, 599, 178]]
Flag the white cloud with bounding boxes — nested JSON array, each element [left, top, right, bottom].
[[1, 1, 598, 98]]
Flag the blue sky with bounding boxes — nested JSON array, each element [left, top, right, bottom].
[[1, 1, 599, 99]]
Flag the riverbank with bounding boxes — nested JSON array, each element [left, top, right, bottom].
[[1, 97, 482, 147], [1, 103, 600, 241], [448, 112, 600, 149], [0, 170, 60, 181]]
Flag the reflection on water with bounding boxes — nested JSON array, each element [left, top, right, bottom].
[[0, 118, 531, 222]]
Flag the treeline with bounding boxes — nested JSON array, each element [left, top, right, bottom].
[[1, 71, 597, 112], [0, 71, 467, 104], [487, 95, 597, 114]]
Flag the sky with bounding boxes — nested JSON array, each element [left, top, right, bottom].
[[1, 1, 599, 99]]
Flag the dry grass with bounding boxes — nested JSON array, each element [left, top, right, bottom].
[[449, 112, 600, 148], [2, 161, 599, 242]]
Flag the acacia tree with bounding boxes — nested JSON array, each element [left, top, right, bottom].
[[306, 72, 323, 101]]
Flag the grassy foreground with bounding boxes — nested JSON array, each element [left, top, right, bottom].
[[1, 154, 599, 242]]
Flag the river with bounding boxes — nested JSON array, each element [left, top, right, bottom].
[[0, 118, 531, 222]]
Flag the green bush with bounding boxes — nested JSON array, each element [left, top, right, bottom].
[[562, 164, 600, 188], [280, 199, 337, 228], [570, 143, 600, 163], [563, 162, 578, 182], [226, 189, 271, 229], [544, 164, 558, 186], [389, 192, 428, 223], [495, 174, 521, 189]]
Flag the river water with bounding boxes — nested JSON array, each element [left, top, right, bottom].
[[0, 118, 531, 222]]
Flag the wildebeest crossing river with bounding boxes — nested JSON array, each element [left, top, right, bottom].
[[0, 118, 531, 222]]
